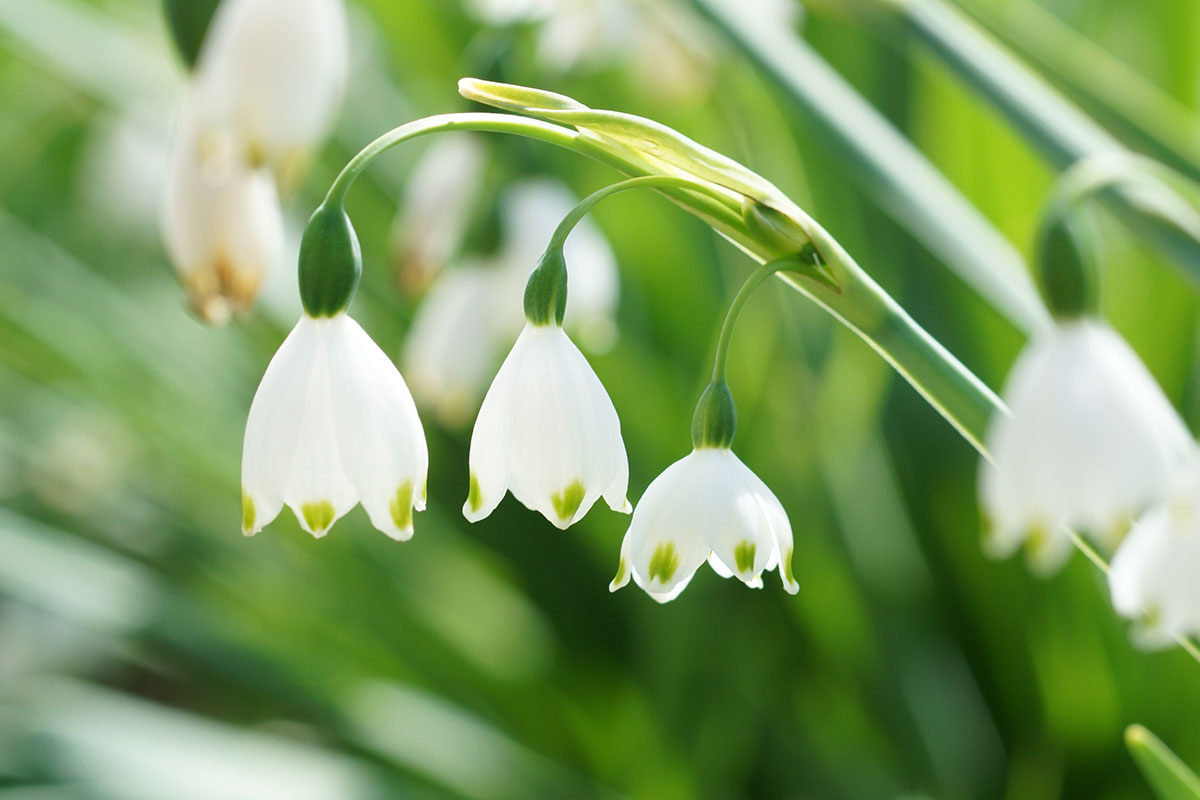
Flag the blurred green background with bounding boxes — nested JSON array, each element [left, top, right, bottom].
[[2, 0, 1200, 798]]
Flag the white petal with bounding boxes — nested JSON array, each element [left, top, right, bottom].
[[277, 317, 357, 536], [195, 0, 348, 169], [463, 326, 529, 522], [241, 316, 316, 534], [623, 452, 719, 600], [731, 452, 799, 594], [326, 314, 428, 541]]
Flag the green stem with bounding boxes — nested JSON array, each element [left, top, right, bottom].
[[546, 174, 719, 252], [711, 260, 787, 382]]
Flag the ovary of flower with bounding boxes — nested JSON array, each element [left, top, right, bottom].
[[161, 95, 283, 324], [1109, 467, 1200, 649], [242, 312, 428, 540], [402, 262, 505, 427], [192, 0, 349, 178], [610, 448, 799, 603], [979, 320, 1191, 572], [463, 323, 630, 529]]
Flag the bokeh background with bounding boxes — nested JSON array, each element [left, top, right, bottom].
[[2, 0, 1200, 798]]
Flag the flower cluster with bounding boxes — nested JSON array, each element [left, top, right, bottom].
[[161, 0, 348, 323], [980, 316, 1199, 647]]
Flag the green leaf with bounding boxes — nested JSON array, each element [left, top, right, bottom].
[[1127, 725, 1200, 800]]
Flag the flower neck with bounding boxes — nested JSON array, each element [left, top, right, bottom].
[[691, 380, 737, 449]]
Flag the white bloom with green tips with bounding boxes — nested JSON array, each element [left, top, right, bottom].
[[463, 322, 629, 529], [1109, 466, 1200, 649], [610, 448, 799, 603], [242, 312, 427, 540], [979, 320, 1191, 572]]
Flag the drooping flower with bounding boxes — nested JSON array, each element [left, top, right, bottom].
[[161, 94, 283, 324], [191, 0, 349, 179], [979, 319, 1191, 571], [463, 323, 630, 529], [400, 178, 620, 425], [242, 311, 428, 540], [1109, 467, 1200, 649], [610, 447, 799, 603]]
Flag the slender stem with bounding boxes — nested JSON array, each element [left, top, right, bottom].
[[711, 260, 789, 382], [546, 174, 719, 252]]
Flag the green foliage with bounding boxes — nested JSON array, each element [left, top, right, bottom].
[[1127, 725, 1200, 800]]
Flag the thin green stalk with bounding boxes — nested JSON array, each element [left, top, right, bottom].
[[711, 260, 784, 382]]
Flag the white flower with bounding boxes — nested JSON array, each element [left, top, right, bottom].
[[979, 319, 1191, 571], [242, 312, 428, 540], [464, 323, 629, 529], [1110, 465, 1200, 648], [192, 0, 349, 176], [161, 95, 283, 324], [610, 448, 799, 603], [402, 262, 504, 427], [390, 135, 488, 290]]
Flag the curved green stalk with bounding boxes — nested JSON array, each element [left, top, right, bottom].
[[711, 260, 792, 382]]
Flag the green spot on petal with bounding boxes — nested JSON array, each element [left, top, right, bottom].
[[241, 489, 255, 532], [649, 542, 679, 584], [301, 500, 335, 534], [734, 540, 756, 574], [420, 479, 428, 504], [389, 480, 414, 531], [781, 547, 795, 586], [551, 479, 586, 523], [612, 556, 628, 586], [467, 473, 483, 513]]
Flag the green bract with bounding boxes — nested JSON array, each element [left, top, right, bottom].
[[299, 203, 362, 317]]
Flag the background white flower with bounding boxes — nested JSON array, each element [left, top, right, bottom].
[[611, 448, 798, 603], [463, 323, 629, 529], [161, 93, 283, 324], [243, 313, 427, 541], [192, 0, 349, 179], [1109, 465, 1200, 649], [979, 319, 1192, 572]]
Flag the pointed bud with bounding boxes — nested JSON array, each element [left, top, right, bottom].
[[299, 202, 362, 317]]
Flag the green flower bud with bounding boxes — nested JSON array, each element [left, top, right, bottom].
[[523, 247, 568, 326], [162, 0, 222, 69], [299, 203, 362, 317], [1036, 213, 1097, 319], [742, 198, 811, 258], [692, 380, 737, 449]]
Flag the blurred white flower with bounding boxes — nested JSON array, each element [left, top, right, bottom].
[[400, 178, 620, 425], [1109, 466, 1200, 649], [161, 94, 284, 324], [463, 322, 630, 529], [242, 312, 427, 540], [192, 0, 349, 179], [979, 320, 1191, 572], [610, 448, 798, 603], [390, 135, 488, 291], [402, 261, 504, 427]]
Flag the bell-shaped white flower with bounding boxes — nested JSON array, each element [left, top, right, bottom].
[[610, 448, 799, 603], [161, 96, 283, 324], [979, 319, 1191, 571], [242, 312, 428, 540], [1109, 467, 1200, 649], [464, 323, 629, 529], [193, 0, 349, 177]]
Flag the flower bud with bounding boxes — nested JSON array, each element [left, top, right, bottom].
[[299, 203, 362, 317]]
